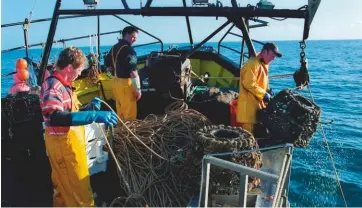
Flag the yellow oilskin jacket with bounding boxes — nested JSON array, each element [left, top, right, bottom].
[[237, 57, 269, 124], [44, 94, 94, 207]]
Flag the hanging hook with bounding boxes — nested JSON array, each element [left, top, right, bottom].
[[293, 40, 310, 89]]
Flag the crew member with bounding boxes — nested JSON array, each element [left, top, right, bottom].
[[105, 26, 141, 120], [237, 42, 282, 135], [40, 47, 118, 206]]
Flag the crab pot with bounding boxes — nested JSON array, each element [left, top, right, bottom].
[[192, 125, 262, 195], [1, 92, 53, 206], [259, 89, 321, 147]]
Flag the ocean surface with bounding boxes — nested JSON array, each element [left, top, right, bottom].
[[2, 40, 362, 207]]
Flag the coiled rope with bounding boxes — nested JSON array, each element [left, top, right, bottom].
[[95, 99, 211, 207]]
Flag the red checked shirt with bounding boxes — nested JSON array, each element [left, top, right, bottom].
[[40, 72, 74, 135]]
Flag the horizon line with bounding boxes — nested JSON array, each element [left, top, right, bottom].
[[2, 38, 361, 51]]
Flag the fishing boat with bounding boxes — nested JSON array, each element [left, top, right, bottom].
[[1, 0, 325, 207]]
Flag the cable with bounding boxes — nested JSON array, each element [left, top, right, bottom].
[[307, 84, 348, 207], [28, 0, 37, 22], [99, 99, 167, 160]]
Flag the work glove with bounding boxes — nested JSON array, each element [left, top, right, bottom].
[[267, 88, 275, 97], [71, 111, 118, 127], [135, 89, 142, 101], [89, 96, 102, 110], [263, 93, 272, 103]]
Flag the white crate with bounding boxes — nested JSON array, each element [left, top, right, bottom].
[[85, 122, 106, 160], [85, 122, 106, 143], [85, 123, 109, 175], [88, 151, 109, 176]]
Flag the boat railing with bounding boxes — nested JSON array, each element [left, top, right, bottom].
[[217, 19, 267, 68], [1, 14, 164, 58], [198, 143, 293, 208]]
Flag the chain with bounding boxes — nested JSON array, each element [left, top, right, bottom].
[[299, 40, 306, 62]]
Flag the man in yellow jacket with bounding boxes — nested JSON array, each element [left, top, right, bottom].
[[237, 42, 282, 136], [105, 26, 141, 120]]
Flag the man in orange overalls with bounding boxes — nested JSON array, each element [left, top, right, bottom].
[[40, 47, 118, 206], [237, 43, 282, 136]]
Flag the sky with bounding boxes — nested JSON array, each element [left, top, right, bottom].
[[1, 0, 362, 50]]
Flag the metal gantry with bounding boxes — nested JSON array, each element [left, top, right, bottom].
[[1, 0, 321, 86]]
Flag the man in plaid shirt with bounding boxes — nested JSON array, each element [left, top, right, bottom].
[[40, 47, 118, 207]]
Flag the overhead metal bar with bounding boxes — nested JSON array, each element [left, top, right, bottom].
[[229, 17, 256, 57], [121, 0, 130, 9], [217, 24, 235, 54], [249, 23, 268, 29], [112, 15, 163, 52], [183, 0, 194, 48], [144, 0, 153, 7], [57, 7, 306, 19], [38, 0, 61, 85], [249, 18, 269, 24], [229, 32, 265, 45], [2, 30, 122, 54], [23, 18, 30, 57], [220, 45, 241, 54], [231, 0, 238, 7], [181, 20, 231, 59], [240, 38, 245, 67], [1, 15, 86, 28]]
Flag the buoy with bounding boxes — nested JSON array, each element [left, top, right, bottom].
[[16, 58, 28, 69], [16, 68, 29, 81]]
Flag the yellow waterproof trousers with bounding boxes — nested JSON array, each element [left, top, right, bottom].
[[45, 127, 94, 207], [112, 77, 137, 120], [44, 94, 94, 207]]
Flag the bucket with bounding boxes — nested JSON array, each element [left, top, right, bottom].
[[230, 99, 242, 127]]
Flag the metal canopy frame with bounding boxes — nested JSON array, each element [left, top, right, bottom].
[[27, 0, 319, 85]]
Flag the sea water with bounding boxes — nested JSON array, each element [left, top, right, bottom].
[[1, 40, 362, 207]]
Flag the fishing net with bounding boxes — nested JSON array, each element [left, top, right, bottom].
[[109, 101, 211, 207], [193, 125, 262, 195], [259, 89, 321, 147], [1, 92, 42, 124]]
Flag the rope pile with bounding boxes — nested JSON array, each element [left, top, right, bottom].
[[110, 101, 211, 207]]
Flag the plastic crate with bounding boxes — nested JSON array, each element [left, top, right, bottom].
[[85, 123, 106, 143], [88, 151, 109, 176]]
